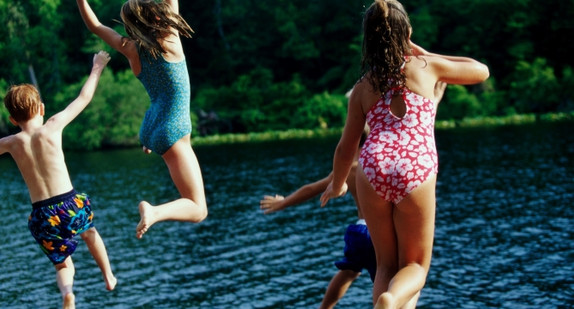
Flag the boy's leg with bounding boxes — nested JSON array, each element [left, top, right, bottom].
[[55, 256, 75, 309], [320, 270, 360, 309], [136, 136, 208, 238], [80, 227, 117, 290]]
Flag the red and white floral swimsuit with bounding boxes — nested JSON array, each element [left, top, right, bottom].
[[359, 87, 438, 205]]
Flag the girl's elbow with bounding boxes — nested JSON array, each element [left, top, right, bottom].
[[479, 64, 490, 81], [465, 63, 489, 84]]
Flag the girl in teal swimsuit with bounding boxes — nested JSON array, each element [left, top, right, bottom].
[[77, 0, 208, 238]]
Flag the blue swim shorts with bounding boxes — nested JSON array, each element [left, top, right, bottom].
[[28, 190, 94, 265], [334, 222, 376, 282]]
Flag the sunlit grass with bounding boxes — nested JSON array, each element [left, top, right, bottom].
[[192, 112, 574, 146], [192, 128, 343, 146]]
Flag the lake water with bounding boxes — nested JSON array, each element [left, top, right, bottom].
[[0, 122, 572, 308]]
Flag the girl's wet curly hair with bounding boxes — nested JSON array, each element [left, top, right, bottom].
[[120, 0, 194, 59], [361, 0, 412, 96]]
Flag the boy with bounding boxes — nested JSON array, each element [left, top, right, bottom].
[[0, 51, 116, 309], [260, 125, 375, 309]]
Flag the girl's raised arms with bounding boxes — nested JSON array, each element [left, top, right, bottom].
[[76, 0, 138, 63]]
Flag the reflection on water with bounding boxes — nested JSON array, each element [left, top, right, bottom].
[[0, 122, 572, 308]]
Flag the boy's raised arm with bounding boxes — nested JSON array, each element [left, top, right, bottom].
[[260, 174, 333, 214], [46, 51, 110, 131]]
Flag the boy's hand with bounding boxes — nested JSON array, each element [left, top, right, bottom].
[[260, 194, 286, 214], [93, 50, 111, 69]]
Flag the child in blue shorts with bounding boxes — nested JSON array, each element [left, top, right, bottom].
[[260, 126, 375, 309], [0, 51, 116, 309]]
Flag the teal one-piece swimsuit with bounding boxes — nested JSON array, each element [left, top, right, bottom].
[[137, 49, 192, 155]]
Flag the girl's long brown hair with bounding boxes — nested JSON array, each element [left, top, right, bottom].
[[120, 0, 194, 59], [361, 0, 412, 96]]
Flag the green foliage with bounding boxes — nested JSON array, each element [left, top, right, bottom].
[[509, 58, 560, 114], [295, 92, 347, 129], [437, 85, 483, 120], [558, 66, 574, 112], [0, 79, 9, 134], [1, 0, 573, 147], [193, 68, 346, 133], [52, 69, 148, 150]]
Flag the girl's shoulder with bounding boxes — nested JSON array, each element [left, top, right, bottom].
[[352, 76, 382, 111]]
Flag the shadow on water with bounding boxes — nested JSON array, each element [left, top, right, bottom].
[[0, 122, 572, 308]]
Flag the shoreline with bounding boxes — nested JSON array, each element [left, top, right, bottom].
[[191, 111, 574, 146]]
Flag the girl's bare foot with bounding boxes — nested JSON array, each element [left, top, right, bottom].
[[136, 201, 153, 239], [63, 292, 75, 309], [105, 275, 118, 291]]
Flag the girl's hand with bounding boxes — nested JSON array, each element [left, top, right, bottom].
[[434, 81, 447, 104], [320, 182, 348, 207]]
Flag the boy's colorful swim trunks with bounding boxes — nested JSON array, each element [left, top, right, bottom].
[[28, 189, 94, 264]]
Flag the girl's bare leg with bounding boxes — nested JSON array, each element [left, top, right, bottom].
[[80, 227, 117, 290], [374, 176, 437, 309], [137, 136, 208, 238], [320, 269, 361, 309], [356, 167, 397, 305], [55, 256, 75, 309]]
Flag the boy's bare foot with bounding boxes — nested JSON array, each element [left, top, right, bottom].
[[63, 292, 75, 309], [136, 201, 153, 239], [106, 275, 118, 291]]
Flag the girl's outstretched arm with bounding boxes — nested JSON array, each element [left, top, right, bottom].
[[164, 0, 179, 14], [410, 41, 489, 85], [320, 81, 367, 206], [76, 0, 137, 58]]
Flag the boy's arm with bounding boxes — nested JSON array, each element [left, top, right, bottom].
[[0, 135, 14, 156], [260, 174, 333, 214], [45, 51, 110, 131]]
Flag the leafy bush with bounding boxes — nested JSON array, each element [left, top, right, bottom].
[[508, 58, 560, 114], [52, 69, 148, 150], [294, 92, 347, 129], [437, 85, 484, 120], [0, 79, 10, 135], [193, 67, 348, 133]]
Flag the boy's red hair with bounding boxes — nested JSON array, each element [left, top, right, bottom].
[[3, 84, 42, 122]]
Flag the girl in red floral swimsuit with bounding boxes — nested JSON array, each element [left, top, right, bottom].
[[320, 1, 489, 308]]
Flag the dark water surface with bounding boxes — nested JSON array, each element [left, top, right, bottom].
[[0, 122, 572, 308]]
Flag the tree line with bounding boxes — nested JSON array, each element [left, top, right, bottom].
[[1, 0, 573, 150]]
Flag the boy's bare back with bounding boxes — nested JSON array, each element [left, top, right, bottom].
[[2, 117, 73, 204], [0, 51, 110, 203]]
